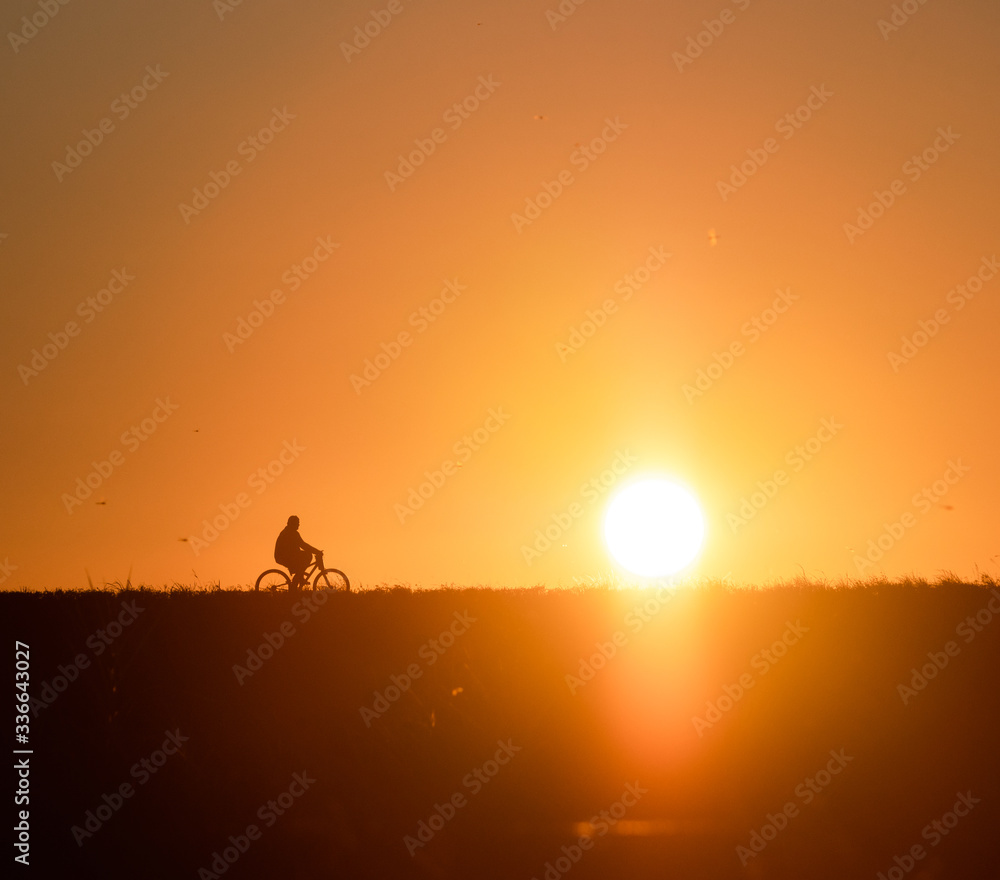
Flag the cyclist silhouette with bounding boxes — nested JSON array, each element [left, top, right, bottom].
[[274, 515, 322, 590]]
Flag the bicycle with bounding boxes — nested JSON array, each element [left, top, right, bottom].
[[254, 552, 350, 593]]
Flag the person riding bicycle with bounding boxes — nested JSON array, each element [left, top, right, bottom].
[[274, 515, 322, 590]]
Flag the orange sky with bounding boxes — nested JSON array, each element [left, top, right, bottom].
[[2, 0, 998, 589]]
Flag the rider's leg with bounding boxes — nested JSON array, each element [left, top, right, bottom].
[[290, 548, 310, 590]]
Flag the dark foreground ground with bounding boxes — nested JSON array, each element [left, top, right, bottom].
[[6, 579, 1000, 879]]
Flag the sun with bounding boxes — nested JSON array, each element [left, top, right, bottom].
[[603, 478, 705, 577]]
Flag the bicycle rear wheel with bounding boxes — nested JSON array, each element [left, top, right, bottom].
[[313, 568, 350, 592], [255, 569, 291, 592]]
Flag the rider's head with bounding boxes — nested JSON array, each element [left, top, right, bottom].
[[287, 515, 299, 528]]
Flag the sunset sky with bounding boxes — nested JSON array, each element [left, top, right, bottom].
[[2, 0, 997, 589]]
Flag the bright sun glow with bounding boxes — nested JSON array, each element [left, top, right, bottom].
[[604, 479, 705, 576]]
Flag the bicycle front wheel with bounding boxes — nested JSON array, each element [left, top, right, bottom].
[[255, 569, 291, 592], [313, 569, 350, 592]]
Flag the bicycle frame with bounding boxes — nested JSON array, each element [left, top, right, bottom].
[[290, 553, 324, 588], [255, 552, 349, 593]]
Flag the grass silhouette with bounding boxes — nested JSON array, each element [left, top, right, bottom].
[[7, 573, 999, 878]]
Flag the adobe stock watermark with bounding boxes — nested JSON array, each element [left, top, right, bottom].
[[727, 418, 842, 534], [29, 600, 143, 717], [232, 588, 335, 685], [566, 585, 672, 695], [886, 255, 998, 371], [18, 268, 137, 385], [716, 85, 833, 201], [70, 729, 188, 846], [212, 0, 253, 22], [693, 620, 809, 736], [896, 589, 1000, 706], [853, 458, 970, 574], [394, 409, 511, 523], [736, 748, 852, 866], [385, 76, 500, 192], [877, 0, 931, 40], [545, 0, 592, 32], [360, 611, 476, 726], [51, 65, 169, 182], [534, 782, 648, 879], [187, 439, 306, 555], [672, 0, 752, 72], [178, 106, 296, 224], [7, 0, 74, 54], [404, 739, 520, 856], [0, 556, 18, 586], [510, 117, 628, 232], [556, 247, 670, 362], [682, 287, 799, 403], [340, 1, 407, 62], [875, 791, 980, 879], [223, 236, 338, 353], [350, 278, 467, 394], [521, 449, 638, 564], [842, 126, 959, 244], [61, 397, 179, 514], [196, 772, 316, 879]]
